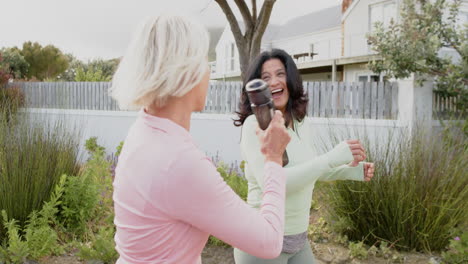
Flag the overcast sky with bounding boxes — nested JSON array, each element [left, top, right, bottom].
[[0, 0, 341, 61]]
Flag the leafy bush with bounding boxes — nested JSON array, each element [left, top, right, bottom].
[[57, 174, 100, 235], [77, 227, 118, 264], [0, 86, 25, 120], [216, 161, 248, 201], [0, 114, 79, 240], [58, 137, 114, 237], [349, 241, 368, 260], [324, 124, 468, 252], [0, 175, 67, 263], [72, 138, 118, 263], [442, 232, 468, 264]]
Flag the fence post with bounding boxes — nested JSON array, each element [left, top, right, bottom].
[[396, 74, 433, 131]]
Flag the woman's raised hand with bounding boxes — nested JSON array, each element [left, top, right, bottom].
[[346, 139, 366, 167]]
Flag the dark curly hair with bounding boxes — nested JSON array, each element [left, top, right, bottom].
[[233, 49, 308, 129]]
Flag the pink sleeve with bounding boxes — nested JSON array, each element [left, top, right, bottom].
[[167, 156, 286, 259]]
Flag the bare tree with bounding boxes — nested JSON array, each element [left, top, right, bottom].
[[215, 0, 276, 80]]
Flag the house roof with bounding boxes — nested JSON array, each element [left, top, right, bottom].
[[273, 5, 341, 40], [232, 21, 280, 44]]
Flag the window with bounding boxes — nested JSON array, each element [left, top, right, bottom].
[[224, 44, 229, 72], [358, 76, 368, 82], [358, 74, 381, 82], [370, 75, 380, 82], [230, 43, 235, 71], [369, 1, 396, 31]]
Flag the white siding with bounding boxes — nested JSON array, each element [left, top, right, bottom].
[[302, 72, 341, 81], [343, 0, 398, 57], [271, 27, 341, 62], [343, 63, 375, 82], [214, 26, 241, 77]]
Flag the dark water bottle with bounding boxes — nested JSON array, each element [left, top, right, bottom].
[[245, 79, 289, 166]]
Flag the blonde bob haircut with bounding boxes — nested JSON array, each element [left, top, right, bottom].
[[110, 14, 210, 110]]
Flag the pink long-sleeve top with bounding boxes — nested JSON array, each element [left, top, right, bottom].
[[113, 110, 286, 264]]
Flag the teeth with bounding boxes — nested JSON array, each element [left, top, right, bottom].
[[272, 89, 283, 94]]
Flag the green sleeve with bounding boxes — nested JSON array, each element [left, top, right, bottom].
[[241, 116, 355, 194], [318, 163, 365, 182]]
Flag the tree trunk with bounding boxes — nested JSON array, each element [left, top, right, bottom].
[[215, 0, 276, 81]]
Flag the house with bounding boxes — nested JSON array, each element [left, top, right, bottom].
[[211, 0, 468, 82]]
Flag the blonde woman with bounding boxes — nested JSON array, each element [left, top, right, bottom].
[[110, 15, 291, 264]]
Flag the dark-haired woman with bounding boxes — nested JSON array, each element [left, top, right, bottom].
[[233, 49, 375, 264]]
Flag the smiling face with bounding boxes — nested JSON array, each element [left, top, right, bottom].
[[260, 58, 289, 113]]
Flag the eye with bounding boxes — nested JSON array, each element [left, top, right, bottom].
[[262, 76, 270, 82], [277, 72, 285, 77]]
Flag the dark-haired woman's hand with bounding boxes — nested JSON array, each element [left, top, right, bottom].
[[346, 140, 366, 167], [363, 162, 375, 181], [256, 110, 291, 166]]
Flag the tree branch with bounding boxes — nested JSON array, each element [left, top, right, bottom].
[[234, 0, 254, 29], [215, 0, 245, 43], [252, 0, 257, 24], [252, 0, 276, 48]]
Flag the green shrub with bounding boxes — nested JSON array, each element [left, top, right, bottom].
[[57, 174, 100, 235], [442, 232, 468, 264], [0, 175, 67, 263], [349, 241, 368, 260], [216, 161, 248, 201], [0, 114, 79, 240], [324, 124, 468, 252], [77, 227, 119, 264], [57, 137, 114, 237], [71, 138, 118, 261], [0, 86, 25, 121]]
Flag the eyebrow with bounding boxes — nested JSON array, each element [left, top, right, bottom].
[[261, 68, 285, 75]]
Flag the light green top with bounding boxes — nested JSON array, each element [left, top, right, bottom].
[[241, 115, 364, 235]]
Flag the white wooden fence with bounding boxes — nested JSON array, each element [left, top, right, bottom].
[[10, 81, 400, 119]]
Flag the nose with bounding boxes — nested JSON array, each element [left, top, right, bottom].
[[269, 76, 280, 88]]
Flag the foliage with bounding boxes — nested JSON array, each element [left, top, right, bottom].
[[0, 53, 10, 86], [86, 58, 120, 79], [308, 217, 329, 243], [0, 175, 67, 263], [56, 54, 85, 81], [0, 112, 80, 240], [367, 0, 468, 111], [0, 47, 29, 79], [323, 123, 468, 252], [58, 56, 119, 82], [74, 67, 111, 82], [57, 173, 100, 235], [442, 232, 468, 264], [216, 161, 248, 201], [77, 227, 118, 264], [74, 138, 117, 263], [57, 137, 114, 238], [0, 86, 25, 120], [349, 241, 368, 260], [20, 41, 69, 80]]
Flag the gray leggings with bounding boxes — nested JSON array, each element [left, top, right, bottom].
[[233, 242, 316, 264]]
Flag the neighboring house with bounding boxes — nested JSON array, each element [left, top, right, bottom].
[[211, 0, 468, 82]]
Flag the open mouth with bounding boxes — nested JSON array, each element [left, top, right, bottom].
[[271, 88, 284, 99]]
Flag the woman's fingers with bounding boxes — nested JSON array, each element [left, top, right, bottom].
[[351, 150, 366, 161], [348, 144, 365, 153], [364, 163, 375, 181]]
